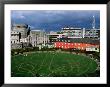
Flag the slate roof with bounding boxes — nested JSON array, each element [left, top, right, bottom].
[[57, 38, 100, 44]]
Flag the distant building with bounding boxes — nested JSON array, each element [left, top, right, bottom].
[[20, 38, 28, 43], [11, 23, 100, 50], [86, 46, 99, 52], [84, 29, 100, 38], [47, 33, 67, 43], [54, 38, 100, 51], [48, 27, 100, 44], [11, 31, 21, 44], [12, 24, 29, 38], [61, 27, 100, 39], [11, 24, 31, 49], [11, 43, 22, 49], [61, 27, 84, 38], [30, 30, 49, 47], [11, 31, 22, 49]]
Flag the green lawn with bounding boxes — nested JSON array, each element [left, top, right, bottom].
[[11, 51, 98, 77]]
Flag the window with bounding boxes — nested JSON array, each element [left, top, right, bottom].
[[95, 48, 97, 50], [17, 26, 21, 28], [78, 47, 80, 49]]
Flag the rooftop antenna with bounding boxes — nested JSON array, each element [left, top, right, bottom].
[[43, 29, 45, 46], [92, 15, 96, 38], [92, 15, 95, 29]]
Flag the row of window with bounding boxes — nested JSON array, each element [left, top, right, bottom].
[[11, 45, 22, 49], [55, 45, 84, 49], [55, 43, 89, 46], [11, 32, 19, 33], [11, 34, 19, 36], [11, 40, 19, 43]]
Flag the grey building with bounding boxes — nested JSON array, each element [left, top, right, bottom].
[[11, 43, 22, 49], [61, 27, 84, 38], [11, 24, 30, 49], [11, 31, 20, 44], [85, 29, 100, 38], [61, 27, 100, 39], [30, 30, 49, 47], [12, 24, 29, 38]]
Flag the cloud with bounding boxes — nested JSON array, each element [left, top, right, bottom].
[[19, 15, 25, 19], [11, 10, 100, 31]]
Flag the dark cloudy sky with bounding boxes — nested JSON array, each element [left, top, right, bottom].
[[11, 10, 100, 32]]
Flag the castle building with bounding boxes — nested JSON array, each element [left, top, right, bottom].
[[12, 24, 29, 38], [29, 30, 49, 47], [11, 24, 30, 49], [11, 31, 21, 44]]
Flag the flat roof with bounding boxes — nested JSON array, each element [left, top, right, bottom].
[[57, 38, 100, 44]]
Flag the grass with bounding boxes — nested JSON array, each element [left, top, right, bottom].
[[11, 51, 98, 77]]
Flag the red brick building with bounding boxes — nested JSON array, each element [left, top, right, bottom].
[[54, 38, 99, 50]]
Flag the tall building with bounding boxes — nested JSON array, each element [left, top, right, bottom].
[[11, 31, 21, 44], [84, 29, 100, 38], [61, 27, 84, 38], [61, 27, 100, 39], [30, 30, 49, 47], [12, 24, 29, 38], [11, 31, 23, 49]]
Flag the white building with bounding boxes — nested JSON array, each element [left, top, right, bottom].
[[11, 31, 23, 49], [30, 30, 49, 47], [61, 27, 84, 38], [86, 46, 99, 52], [85, 29, 100, 38], [61, 27, 100, 38], [20, 38, 28, 43], [47, 33, 67, 43], [11, 31, 20, 44]]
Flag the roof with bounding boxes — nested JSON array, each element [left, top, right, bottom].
[[57, 38, 100, 44], [12, 24, 28, 27], [31, 30, 41, 31]]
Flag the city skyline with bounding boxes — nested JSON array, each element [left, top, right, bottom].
[[11, 10, 100, 32]]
